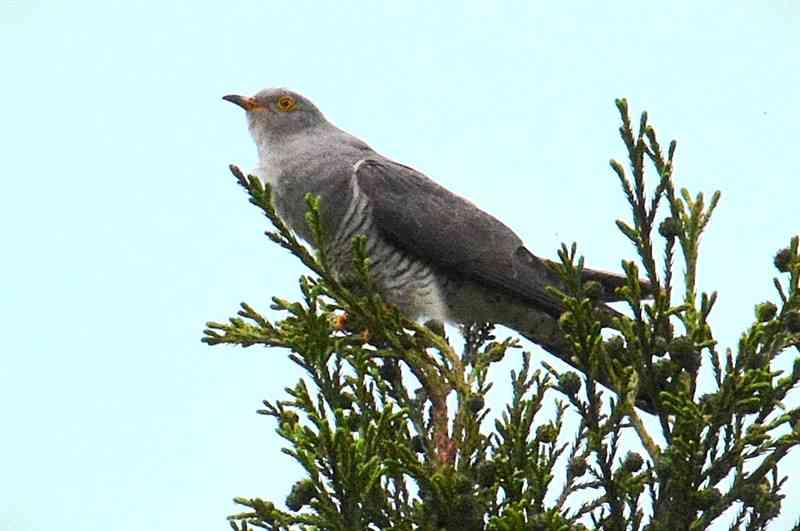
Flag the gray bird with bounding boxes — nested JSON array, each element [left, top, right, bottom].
[[223, 88, 644, 383]]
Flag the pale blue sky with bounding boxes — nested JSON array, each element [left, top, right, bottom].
[[2, 2, 798, 530]]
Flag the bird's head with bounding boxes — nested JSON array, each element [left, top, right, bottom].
[[223, 88, 327, 146]]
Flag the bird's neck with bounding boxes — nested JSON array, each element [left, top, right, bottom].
[[253, 122, 329, 166]]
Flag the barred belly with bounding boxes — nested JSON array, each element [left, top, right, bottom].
[[326, 175, 449, 322]]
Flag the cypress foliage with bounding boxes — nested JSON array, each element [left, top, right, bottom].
[[204, 100, 800, 530]]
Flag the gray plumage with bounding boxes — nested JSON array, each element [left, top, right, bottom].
[[223, 87, 641, 372]]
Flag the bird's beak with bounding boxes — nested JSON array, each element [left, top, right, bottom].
[[222, 94, 261, 111]]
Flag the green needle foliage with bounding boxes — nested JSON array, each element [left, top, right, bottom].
[[203, 100, 800, 531]]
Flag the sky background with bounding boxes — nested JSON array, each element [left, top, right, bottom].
[[2, 1, 798, 530]]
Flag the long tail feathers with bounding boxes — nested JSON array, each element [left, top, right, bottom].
[[519, 311, 658, 414], [544, 259, 655, 303]]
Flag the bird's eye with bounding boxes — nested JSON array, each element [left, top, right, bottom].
[[277, 96, 297, 112]]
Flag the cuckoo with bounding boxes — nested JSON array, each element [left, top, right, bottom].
[[223, 88, 649, 388]]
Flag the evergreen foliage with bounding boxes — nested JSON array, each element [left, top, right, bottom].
[[203, 100, 800, 530]]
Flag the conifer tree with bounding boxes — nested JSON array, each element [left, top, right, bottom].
[[204, 100, 800, 530]]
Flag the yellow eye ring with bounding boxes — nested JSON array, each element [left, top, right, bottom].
[[277, 96, 297, 112]]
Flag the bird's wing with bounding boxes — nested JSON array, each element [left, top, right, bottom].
[[353, 158, 565, 318]]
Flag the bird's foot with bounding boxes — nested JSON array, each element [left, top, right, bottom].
[[334, 313, 349, 331]]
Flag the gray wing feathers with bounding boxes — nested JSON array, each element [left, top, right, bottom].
[[353, 158, 566, 318]]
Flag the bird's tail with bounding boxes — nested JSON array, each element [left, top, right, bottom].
[[522, 324, 657, 413], [516, 304, 657, 414], [544, 260, 655, 303]]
